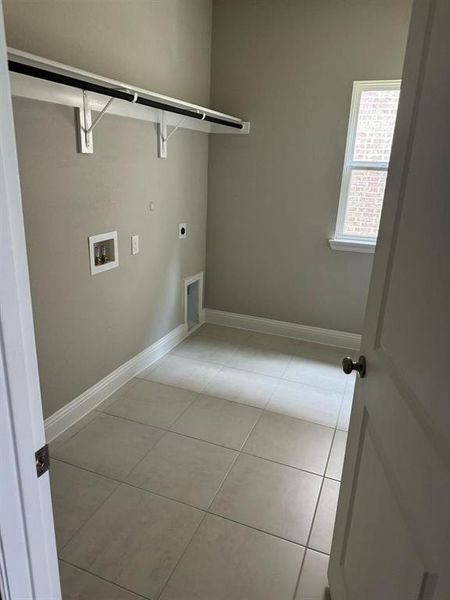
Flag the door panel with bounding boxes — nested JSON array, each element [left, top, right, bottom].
[[0, 4, 60, 597], [364, 369, 449, 562], [329, 1, 450, 598], [379, 15, 450, 413], [343, 427, 424, 600]]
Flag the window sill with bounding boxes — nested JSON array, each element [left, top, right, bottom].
[[329, 238, 376, 254]]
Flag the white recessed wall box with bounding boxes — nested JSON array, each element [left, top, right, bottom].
[[184, 272, 204, 332], [88, 231, 119, 275]]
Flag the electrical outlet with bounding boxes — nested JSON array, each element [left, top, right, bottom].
[[179, 223, 187, 239], [131, 235, 139, 255]]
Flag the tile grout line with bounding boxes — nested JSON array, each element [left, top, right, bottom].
[[199, 361, 274, 513], [241, 449, 328, 479], [308, 425, 338, 547], [165, 334, 349, 384], [53, 454, 331, 552], [58, 477, 324, 599], [133, 343, 348, 427], [140, 367, 347, 419], [49, 379, 139, 451], [139, 354, 225, 397], [203, 406, 266, 514], [239, 402, 267, 448], [52, 343, 344, 537], [163, 391, 203, 429], [53, 328, 348, 598], [54, 408, 337, 488], [54, 456, 208, 512], [101, 386, 266, 419], [115, 388, 205, 488], [63, 403, 337, 479], [92, 407, 254, 451], [57, 472, 120, 555], [160, 325, 351, 359], [53, 448, 338, 516], [203, 511, 309, 548], [334, 376, 349, 431], [143, 344, 348, 398], [291, 543, 308, 600], [291, 426, 338, 600], [156, 518, 315, 600], [54, 376, 340, 575], [155, 511, 209, 600], [204, 452, 240, 512], [336, 373, 355, 431], [59, 558, 151, 600], [101, 398, 339, 443], [49, 413, 97, 453]]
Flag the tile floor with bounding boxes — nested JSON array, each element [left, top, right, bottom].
[[50, 324, 355, 599]]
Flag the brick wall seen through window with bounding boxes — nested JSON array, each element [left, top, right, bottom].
[[335, 82, 401, 244]]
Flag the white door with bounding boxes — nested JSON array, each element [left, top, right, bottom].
[[0, 3, 61, 598], [329, 1, 450, 599]]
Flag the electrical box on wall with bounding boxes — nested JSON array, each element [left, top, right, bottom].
[[179, 223, 187, 239], [88, 231, 119, 275]]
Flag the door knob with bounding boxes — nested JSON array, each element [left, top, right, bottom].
[[342, 356, 366, 378]]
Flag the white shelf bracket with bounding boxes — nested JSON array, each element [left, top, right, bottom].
[[158, 111, 168, 159], [76, 89, 137, 154], [9, 48, 250, 155], [76, 91, 94, 153], [158, 111, 205, 159]]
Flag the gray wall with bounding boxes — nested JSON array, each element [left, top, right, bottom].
[[4, 0, 212, 106], [4, 0, 412, 418], [206, 0, 412, 334], [4, 0, 212, 418]]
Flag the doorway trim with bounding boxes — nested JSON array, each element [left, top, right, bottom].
[[0, 4, 60, 597]]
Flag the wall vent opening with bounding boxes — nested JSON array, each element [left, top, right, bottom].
[[184, 272, 203, 332]]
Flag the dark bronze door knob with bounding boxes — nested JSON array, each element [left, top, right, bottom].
[[342, 356, 366, 378]]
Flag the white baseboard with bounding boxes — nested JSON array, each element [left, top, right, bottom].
[[45, 308, 354, 442], [44, 322, 190, 442], [204, 309, 361, 350]]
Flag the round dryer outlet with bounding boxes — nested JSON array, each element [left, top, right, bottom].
[[178, 223, 187, 239]]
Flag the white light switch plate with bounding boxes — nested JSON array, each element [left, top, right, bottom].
[[131, 235, 139, 255]]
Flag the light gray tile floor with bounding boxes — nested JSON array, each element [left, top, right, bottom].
[[51, 325, 351, 599], [295, 549, 331, 600]]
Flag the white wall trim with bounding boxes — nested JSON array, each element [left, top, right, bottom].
[[205, 309, 361, 350], [45, 322, 189, 442], [46, 309, 359, 443], [329, 238, 376, 253]]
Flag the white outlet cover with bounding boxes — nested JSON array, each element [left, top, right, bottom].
[[179, 223, 187, 239], [131, 235, 139, 255]]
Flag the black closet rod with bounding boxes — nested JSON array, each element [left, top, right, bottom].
[[8, 60, 244, 130]]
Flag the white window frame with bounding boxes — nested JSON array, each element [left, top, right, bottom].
[[330, 79, 401, 253]]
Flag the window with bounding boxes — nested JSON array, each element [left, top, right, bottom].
[[330, 80, 401, 252]]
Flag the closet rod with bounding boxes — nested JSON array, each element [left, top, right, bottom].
[[8, 60, 244, 130]]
